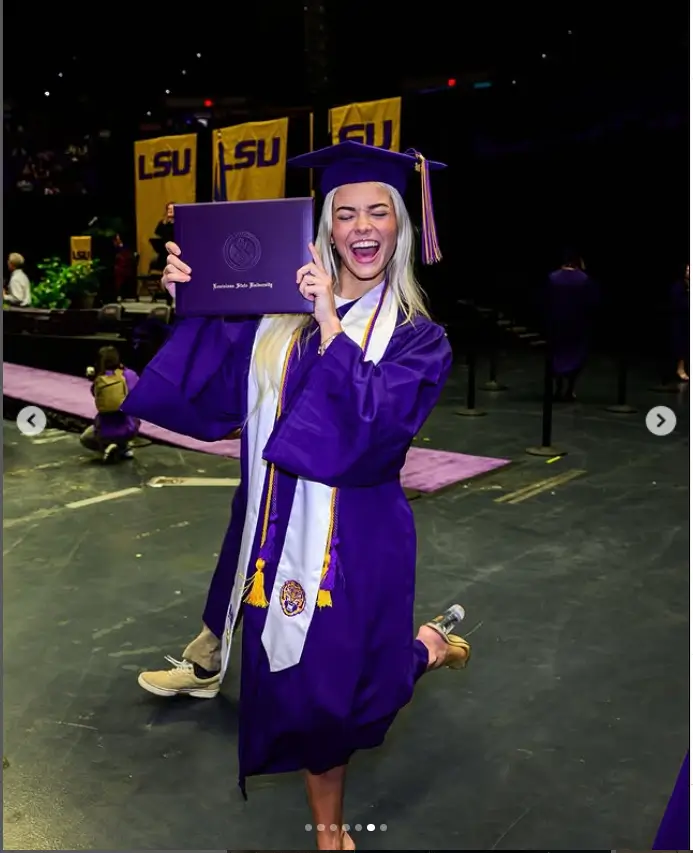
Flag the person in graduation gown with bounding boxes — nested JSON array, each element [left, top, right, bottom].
[[652, 752, 689, 849], [670, 263, 689, 381], [546, 251, 599, 401], [123, 141, 471, 851]]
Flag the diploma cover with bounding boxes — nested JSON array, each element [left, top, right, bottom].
[[174, 198, 314, 317]]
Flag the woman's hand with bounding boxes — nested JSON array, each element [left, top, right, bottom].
[[161, 241, 191, 297], [297, 243, 341, 336]]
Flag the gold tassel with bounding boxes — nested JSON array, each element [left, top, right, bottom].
[[317, 589, 332, 608], [245, 557, 269, 608], [317, 552, 333, 609]]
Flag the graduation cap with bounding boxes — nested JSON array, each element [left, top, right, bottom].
[[288, 141, 446, 265]]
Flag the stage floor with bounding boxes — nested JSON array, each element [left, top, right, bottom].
[[3, 362, 511, 492], [3, 354, 689, 850]]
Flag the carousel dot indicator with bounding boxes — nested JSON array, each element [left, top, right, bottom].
[[380, 824, 388, 831], [367, 823, 375, 831], [317, 823, 325, 831], [355, 824, 362, 831], [330, 824, 338, 832], [305, 824, 312, 831], [342, 824, 350, 832]]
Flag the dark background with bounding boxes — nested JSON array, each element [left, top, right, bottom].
[[4, 2, 688, 351]]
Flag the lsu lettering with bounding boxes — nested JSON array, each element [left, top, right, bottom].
[[70, 236, 92, 265], [134, 134, 197, 274], [221, 137, 281, 171], [329, 97, 401, 151], [213, 118, 289, 201], [137, 148, 193, 180]]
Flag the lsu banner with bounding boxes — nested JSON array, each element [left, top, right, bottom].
[[213, 118, 289, 201], [70, 236, 92, 265], [134, 134, 197, 273], [329, 96, 401, 151]]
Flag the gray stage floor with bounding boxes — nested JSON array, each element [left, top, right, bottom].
[[3, 355, 689, 850]]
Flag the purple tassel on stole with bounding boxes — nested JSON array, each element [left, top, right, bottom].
[[321, 537, 338, 591], [317, 536, 338, 608], [409, 150, 443, 265], [257, 525, 276, 563], [257, 508, 278, 565]]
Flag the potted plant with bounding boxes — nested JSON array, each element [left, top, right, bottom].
[[32, 258, 71, 309], [65, 258, 101, 309], [33, 256, 102, 310]]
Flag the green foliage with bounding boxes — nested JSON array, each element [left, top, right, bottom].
[[32, 257, 102, 309]]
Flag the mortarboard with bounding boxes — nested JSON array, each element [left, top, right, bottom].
[[288, 141, 446, 265]]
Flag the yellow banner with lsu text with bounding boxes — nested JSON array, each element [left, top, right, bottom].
[[134, 134, 197, 274], [70, 236, 92, 265], [329, 97, 401, 151], [213, 118, 289, 202]]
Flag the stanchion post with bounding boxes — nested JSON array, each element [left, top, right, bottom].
[[481, 308, 508, 392], [526, 346, 566, 457], [605, 351, 637, 414], [456, 306, 486, 417]]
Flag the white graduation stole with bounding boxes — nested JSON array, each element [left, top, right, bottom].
[[219, 283, 399, 681], [219, 317, 289, 682], [261, 283, 398, 672]]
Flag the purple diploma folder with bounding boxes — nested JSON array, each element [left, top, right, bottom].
[[173, 198, 315, 317]]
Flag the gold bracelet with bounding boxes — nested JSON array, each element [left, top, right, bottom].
[[318, 331, 342, 356]]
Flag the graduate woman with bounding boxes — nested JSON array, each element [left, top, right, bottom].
[[123, 142, 471, 850]]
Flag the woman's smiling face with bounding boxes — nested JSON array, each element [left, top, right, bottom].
[[331, 182, 398, 284]]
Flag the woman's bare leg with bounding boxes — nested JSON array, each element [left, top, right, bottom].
[[416, 625, 449, 667], [304, 765, 353, 850], [676, 359, 689, 381], [302, 610, 468, 849]]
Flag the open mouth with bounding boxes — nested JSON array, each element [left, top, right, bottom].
[[349, 240, 381, 264]]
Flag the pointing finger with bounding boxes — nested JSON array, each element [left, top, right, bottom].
[[296, 262, 317, 283], [308, 242, 324, 271]]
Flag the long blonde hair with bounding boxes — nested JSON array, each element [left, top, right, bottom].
[[253, 182, 430, 394]]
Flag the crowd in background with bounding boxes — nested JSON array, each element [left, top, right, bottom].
[[4, 116, 109, 196]]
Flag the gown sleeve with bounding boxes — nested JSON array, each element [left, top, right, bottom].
[[123, 368, 140, 393], [121, 316, 257, 442], [262, 319, 452, 488]]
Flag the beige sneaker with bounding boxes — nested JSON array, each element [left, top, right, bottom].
[[137, 655, 220, 698]]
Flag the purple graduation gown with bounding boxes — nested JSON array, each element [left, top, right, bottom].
[[546, 268, 599, 376], [123, 301, 452, 790], [653, 752, 689, 849], [670, 278, 689, 361]]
